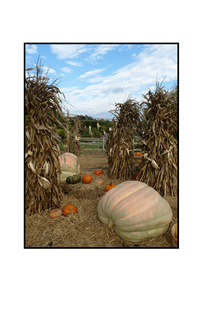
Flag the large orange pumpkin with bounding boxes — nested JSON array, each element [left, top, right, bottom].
[[63, 204, 77, 215], [82, 174, 92, 184], [98, 181, 172, 242], [58, 152, 80, 183]]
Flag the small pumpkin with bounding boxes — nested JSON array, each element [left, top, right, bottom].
[[63, 204, 77, 215], [95, 178, 104, 185], [49, 208, 63, 219], [105, 182, 116, 192], [82, 174, 92, 184], [139, 153, 143, 156], [66, 174, 81, 184], [136, 152, 140, 156], [94, 169, 104, 175]]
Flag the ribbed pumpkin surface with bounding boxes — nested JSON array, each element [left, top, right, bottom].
[[66, 174, 81, 184], [97, 181, 172, 242], [58, 152, 80, 183]]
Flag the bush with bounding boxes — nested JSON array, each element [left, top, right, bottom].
[[57, 128, 66, 141], [83, 128, 90, 136], [101, 125, 107, 132], [92, 127, 102, 137], [83, 127, 102, 137]]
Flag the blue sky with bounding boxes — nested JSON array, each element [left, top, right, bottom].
[[25, 43, 178, 119]]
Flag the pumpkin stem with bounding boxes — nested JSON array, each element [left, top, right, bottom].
[[108, 219, 114, 228]]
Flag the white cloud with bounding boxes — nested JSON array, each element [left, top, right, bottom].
[[86, 75, 111, 83], [60, 73, 65, 77], [118, 44, 132, 52], [66, 61, 82, 66], [59, 44, 177, 116], [50, 44, 88, 59], [26, 44, 37, 54], [78, 69, 104, 80], [61, 67, 72, 74], [87, 44, 118, 61], [60, 86, 79, 93], [41, 65, 57, 75]]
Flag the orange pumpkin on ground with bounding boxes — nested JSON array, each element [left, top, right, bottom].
[[136, 152, 140, 156], [49, 208, 63, 219], [63, 204, 77, 215], [95, 178, 104, 185], [82, 174, 92, 184], [94, 169, 104, 175], [98, 181, 172, 243], [105, 183, 116, 192]]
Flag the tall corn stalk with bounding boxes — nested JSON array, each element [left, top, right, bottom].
[[63, 114, 81, 154], [106, 98, 142, 179], [136, 82, 178, 196], [25, 63, 69, 215], [71, 116, 82, 154]]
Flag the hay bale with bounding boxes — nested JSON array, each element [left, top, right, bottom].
[[25, 150, 178, 248], [61, 181, 105, 199]]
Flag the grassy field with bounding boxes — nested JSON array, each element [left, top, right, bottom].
[[59, 141, 142, 152]]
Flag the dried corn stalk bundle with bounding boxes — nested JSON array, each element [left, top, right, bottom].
[[106, 98, 142, 179], [136, 82, 178, 197], [63, 114, 82, 154], [71, 116, 82, 154], [25, 63, 69, 216], [63, 109, 71, 153]]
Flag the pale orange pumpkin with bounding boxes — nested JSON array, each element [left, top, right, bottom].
[[49, 208, 63, 219], [82, 174, 92, 184], [94, 169, 104, 175], [63, 204, 77, 215], [58, 152, 80, 183], [98, 181, 172, 242], [95, 178, 104, 185]]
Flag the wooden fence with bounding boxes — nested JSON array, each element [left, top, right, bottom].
[[80, 137, 143, 152]]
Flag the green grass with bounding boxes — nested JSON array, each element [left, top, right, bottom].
[[59, 140, 142, 152], [80, 144, 105, 150], [59, 143, 65, 151], [59, 142, 105, 151]]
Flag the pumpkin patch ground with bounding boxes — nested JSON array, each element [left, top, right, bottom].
[[25, 150, 178, 248]]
